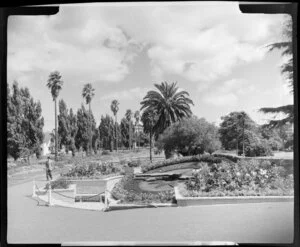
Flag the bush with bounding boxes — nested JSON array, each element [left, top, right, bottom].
[[156, 117, 221, 158], [244, 138, 273, 157], [44, 178, 71, 190], [102, 150, 110, 155], [141, 154, 223, 173], [62, 161, 123, 178], [128, 159, 141, 167]]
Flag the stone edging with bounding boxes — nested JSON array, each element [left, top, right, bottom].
[[174, 186, 294, 206], [107, 203, 177, 211]]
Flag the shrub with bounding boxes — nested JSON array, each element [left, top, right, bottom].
[[44, 178, 71, 190], [128, 159, 141, 167], [102, 150, 110, 155], [141, 154, 223, 173], [244, 137, 273, 157], [62, 161, 123, 178], [156, 117, 221, 158]]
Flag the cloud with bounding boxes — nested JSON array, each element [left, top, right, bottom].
[[8, 3, 284, 87], [99, 87, 150, 101], [7, 9, 142, 86], [202, 78, 255, 106]]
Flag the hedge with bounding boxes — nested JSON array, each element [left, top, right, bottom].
[[141, 154, 223, 173]]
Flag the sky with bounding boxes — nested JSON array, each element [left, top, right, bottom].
[[7, 2, 293, 132]]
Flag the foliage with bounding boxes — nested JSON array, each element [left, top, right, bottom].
[[46, 71, 64, 100], [134, 110, 141, 148], [259, 125, 284, 151], [140, 82, 194, 138], [44, 178, 71, 190], [260, 17, 293, 127], [183, 159, 293, 196], [62, 161, 124, 178], [219, 111, 256, 150], [156, 117, 221, 158], [82, 83, 95, 154], [241, 130, 273, 157], [219, 111, 273, 156], [141, 154, 223, 173], [7, 81, 44, 160], [120, 116, 134, 149], [102, 150, 110, 155], [75, 104, 98, 152], [111, 174, 175, 204], [127, 159, 141, 167], [58, 100, 78, 156], [99, 114, 115, 151], [82, 83, 95, 105], [125, 109, 134, 149]]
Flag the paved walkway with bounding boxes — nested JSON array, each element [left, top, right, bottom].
[[7, 178, 294, 244]]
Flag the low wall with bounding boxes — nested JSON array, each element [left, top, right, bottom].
[[35, 184, 76, 204], [174, 187, 294, 207], [51, 185, 76, 204], [104, 175, 124, 205]]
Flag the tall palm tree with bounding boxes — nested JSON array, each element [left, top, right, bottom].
[[110, 100, 119, 151], [140, 81, 194, 138], [125, 109, 133, 150], [82, 83, 95, 155], [47, 71, 63, 161], [134, 110, 140, 149], [141, 109, 158, 162], [260, 18, 293, 128]]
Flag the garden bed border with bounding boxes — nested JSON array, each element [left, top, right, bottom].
[[174, 186, 294, 206]]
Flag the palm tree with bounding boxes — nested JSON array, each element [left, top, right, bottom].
[[125, 109, 133, 150], [140, 81, 194, 138], [110, 100, 119, 151], [141, 109, 158, 162], [134, 110, 140, 149], [260, 18, 293, 128], [47, 71, 63, 161], [82, 83, 95, 155]]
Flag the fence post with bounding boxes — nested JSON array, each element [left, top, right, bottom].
[[32, 179, 37, 197], [48, 181, 53, 206]]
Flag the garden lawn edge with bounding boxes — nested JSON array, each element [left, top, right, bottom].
[[174, 186, 294, 206], [107, 202, 177, 211]]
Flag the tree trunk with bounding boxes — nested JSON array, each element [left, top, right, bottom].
[[54, 99, 58, 161]]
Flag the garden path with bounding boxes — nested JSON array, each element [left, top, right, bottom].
[[7, 179, 294, 244]]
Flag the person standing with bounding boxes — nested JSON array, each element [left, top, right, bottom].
[[45, 156, 53, 181]]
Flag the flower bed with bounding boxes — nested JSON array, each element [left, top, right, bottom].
[[180, 160, 293, 197], [111, 174, 175, 204], [141, 154, 224, 173], [61, 161, 125, 179]]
